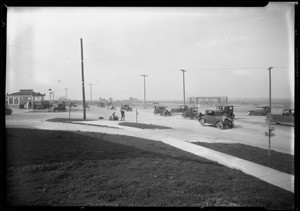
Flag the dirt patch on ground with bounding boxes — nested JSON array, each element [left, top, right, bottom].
[[5, 128, 294, 208], [192, 142, 294, 175]]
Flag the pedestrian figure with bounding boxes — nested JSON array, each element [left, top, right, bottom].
[[121, 110, 125, 121]]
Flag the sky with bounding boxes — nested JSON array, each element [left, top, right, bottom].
[[6, 3, 295, 101]]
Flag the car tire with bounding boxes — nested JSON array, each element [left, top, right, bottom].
[[247, 111, 254, 116], [216, 122, 224, 130], [228, 122, 234, 129], [200, 119, 205, 126]]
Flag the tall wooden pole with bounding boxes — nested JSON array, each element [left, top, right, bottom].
[[180, 69, 187, 105], [81, 38, 86, 119], [268, 67, 273, 157], [141, 75, 148, 109], [65, 88, 68, 100]]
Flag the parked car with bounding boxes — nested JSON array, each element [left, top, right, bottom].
[[121, 104, 133, 111], [170, 105, 189, 115], [153, 106, 171, 116], [42, 100, 52, 109], [182, 106, 199, 119], [216, 105, 235, 119], [97, 102, 105, 108], [199, 110, 234, 129], [247, 106, 270, 116], [266, 109, 294, 126], [49, 103, 67, 112], [5, 106, 12, 115]]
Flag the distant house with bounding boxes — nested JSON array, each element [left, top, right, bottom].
[[6, 89, 45, 109]]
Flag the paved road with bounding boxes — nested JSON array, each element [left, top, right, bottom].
[[6, 106, 294, 155]]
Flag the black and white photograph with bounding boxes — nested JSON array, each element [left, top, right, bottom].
[[3, 3, 296, 209]]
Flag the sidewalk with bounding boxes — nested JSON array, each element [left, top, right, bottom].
[[78, 120, 294, 193]]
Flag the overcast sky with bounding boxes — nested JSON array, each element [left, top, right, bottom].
[[6, 3, 295, 101]]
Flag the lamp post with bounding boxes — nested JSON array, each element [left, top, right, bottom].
[[180, 69, 187, 106], [48, 89, 52, 101], [141, 75, 148, 109]]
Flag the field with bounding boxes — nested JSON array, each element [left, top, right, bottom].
[[6, 128, 294, 208]]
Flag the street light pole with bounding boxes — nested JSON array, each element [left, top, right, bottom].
[[48, 89, 52, 101], [180, 69, 187, 106], [141, 75, 148, 109]]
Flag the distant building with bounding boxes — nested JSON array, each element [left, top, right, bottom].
[[6, 89, 45, 109]]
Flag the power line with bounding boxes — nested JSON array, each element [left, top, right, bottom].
[[7, 44, 74, 61]]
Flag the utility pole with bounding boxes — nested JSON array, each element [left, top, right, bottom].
[[65, 88, 68, 100], [268, 67, 274, 157], [180, 69, 187, 106], [141, 75, 148, 109], [80, 38, 86, 119]]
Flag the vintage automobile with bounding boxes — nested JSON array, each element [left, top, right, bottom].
[[153, 106, 171, 116], [199, 110, 234, 129], [49, 103, 67, 112], [5, 106, 12, 115], [97, 102, 105, 108], [266, 109, 294, 126], [121, 104, 133, 111], [170, 105, 189, 115], [216, 105, 235, 119], [182, 106, 199, 119], [247, 106, 270, 116]]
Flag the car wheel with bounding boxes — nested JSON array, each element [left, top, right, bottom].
[[247, 111, 254, 116], [199, 119, 205, 126], [216, 122, 224, 129], [228, 122, 234, 129]]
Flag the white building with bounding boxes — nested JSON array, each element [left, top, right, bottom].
[[6, 89, 45, 109]]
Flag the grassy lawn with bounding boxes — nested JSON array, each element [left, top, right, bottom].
[[46, 118, 98, 123], [119, 122, 172, 129], [193, 142, 294, 175], [5, 128, 294, 208]]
